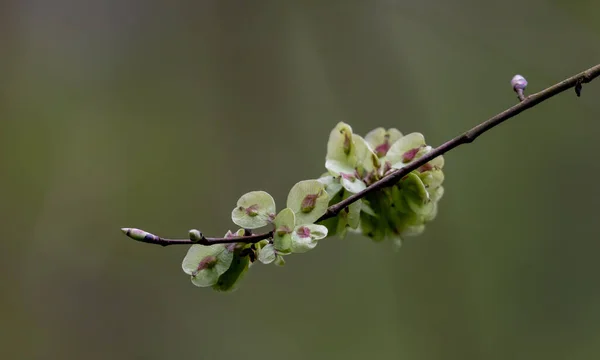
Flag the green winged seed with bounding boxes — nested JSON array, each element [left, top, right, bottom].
[[231, 191, 276, 229], [419, 168, 445, 189], [396, 173, 436, 216], [390, 185, 410, 214], [401, 224, 426, 237], [359, 212, 386, 242], [405, 191, 435, 216], [429, 185, 445, 202], [344, 194, 362, 230], [340, 174, 367, 194], [182, 243, 234, 287], [360, 199, 377, 217], [273, 255, 286, 266], [353, 134, 380, 173], [325, 122, 357, 175], [386, 133, 427, 169], [273, 208, 295, 253], [317, 175, 343, 198], [290, 224, 328, 253], [426, 154, 445, 169], [403, 172, 430, 202], [316, 190, 343, 238], [257, 243, 277, 264], [364, 127, 404, 158], [287, 180, 330, 225], [423, 201, 439, 222], [212, 250, 250, 292], [335, 191, 362, 238]]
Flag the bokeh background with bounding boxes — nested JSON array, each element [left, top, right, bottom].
[[2, 1, 600, 359]]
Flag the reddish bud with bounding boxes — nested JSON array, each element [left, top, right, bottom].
[[374, 142, 390, 157], [419, 163, 433, 172], [340, 172, 356, 181], [301, 194, 318, 213], [296, 226, 311, 238], [245, 204, 259, 217], [343, 132, 352, 155], [402, 147, 420, 163], [277, 225, 292, 236], [193, 256, 218, 276]]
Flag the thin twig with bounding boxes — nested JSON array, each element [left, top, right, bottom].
[[122, 227, 273, 247], [319, 63, 600, 221], [124, 63, 600, 247]]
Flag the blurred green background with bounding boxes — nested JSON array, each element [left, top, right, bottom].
[[2, 1, 600, 359]]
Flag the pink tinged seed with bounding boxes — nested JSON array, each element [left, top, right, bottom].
[[296, 226, 311, 238]]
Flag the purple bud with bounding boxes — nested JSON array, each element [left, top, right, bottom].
[[245, 204, 259, 217], [276, 225, 292, 236], [402, 147, 421, 163], [511, 75, 528, 101], [296, 226, 311, 238], [511, 74, 528, 90]]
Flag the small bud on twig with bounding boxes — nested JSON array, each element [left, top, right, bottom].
[[189, 229, 204, 242], [121, 228, 159, 242], [511, 74, 528, 101]]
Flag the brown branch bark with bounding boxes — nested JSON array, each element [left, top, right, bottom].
[[123, 63, 600, 247]]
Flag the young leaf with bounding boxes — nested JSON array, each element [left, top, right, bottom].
[[231, 191, 276, 229], [290, 224, 328, 253], [182, 244, 234, 287], [273, 208, 295, 254], [287, 180, 330, 225]]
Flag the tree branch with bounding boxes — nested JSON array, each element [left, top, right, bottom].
[[123, 63, 600, 247], [319, 63, 600, 221]]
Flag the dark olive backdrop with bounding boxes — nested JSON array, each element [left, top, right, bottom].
[[2, 1, 600, 359]]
